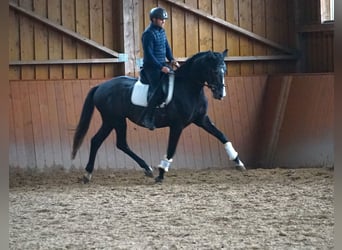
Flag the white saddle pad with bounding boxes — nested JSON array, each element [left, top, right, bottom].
[[131, 74, 175, 107]]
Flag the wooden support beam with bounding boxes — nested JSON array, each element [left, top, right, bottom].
[[163, 0, 297, 55], [226, 55, 298, 61], [9, 2, 122, 58], [297, 23, 334, 33], [176, 55, 298, 62], [9, 58, 122, 65], [10, 55, 298, 66], [122, 0, 140, 76], [264, 76, 292, 167]]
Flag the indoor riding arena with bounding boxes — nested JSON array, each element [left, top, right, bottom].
[[9, 0, 334, 249]]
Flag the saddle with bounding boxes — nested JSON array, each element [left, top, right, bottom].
[[131, 73, 175, 107]]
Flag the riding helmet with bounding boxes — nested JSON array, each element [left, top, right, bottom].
[[149, 7, 168, 20]]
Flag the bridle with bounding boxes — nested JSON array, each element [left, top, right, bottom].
[[203, 65, 227, 97], [203, 81, 225, 91]]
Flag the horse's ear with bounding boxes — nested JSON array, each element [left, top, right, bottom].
[[222, 49, 228, 57]]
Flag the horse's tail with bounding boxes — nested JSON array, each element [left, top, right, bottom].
[[71, 86, 98, 159]]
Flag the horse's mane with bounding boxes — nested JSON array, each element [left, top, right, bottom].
[[175, 51, 213, 77], [175, 50, 221, 77]]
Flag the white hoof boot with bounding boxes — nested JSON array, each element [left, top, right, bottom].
[[158, 156, 173, 172]]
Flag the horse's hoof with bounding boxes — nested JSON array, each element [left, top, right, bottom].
[[233, 157, 246, 171], [144, 167, 154, 178], [235, 165, 246, 171], [83, 176, 90, 184], [155, 176, 163, 183], [82, 172, 92, 184]]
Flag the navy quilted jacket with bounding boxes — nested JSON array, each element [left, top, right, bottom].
[[142, 23, 174, 70]]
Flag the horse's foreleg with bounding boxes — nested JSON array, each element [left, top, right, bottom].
[[156, 126, 183, 182], [224, 142, 245, 170], [84, 123, 113, 183], [194, 115, 246, 171], [114, 119, 153, 177]]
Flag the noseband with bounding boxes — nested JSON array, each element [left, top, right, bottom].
[[203, 82, 226, 91]]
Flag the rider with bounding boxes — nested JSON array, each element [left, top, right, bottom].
[[140, 7, 179, 130]]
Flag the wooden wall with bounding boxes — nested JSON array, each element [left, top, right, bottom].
[[9, 74, 333, 170], [9, 0, 124, 81], [9, 76, 268, 170], [300, 30, 334, 72], [9, 0, 333, 80], [8, 0, 334, 170], [139, 0, 298, 76], [296, 0, 334, 72], [257, 73, 334, 168]]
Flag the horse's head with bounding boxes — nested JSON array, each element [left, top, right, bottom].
[[176, 49, 228, 99], [202, 49, 228, 100]]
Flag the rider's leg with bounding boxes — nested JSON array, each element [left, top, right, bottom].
[[143, 86, 162, 130], [142, 70, 165, 130]]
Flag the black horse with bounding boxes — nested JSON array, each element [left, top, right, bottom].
[[72, 49, 246, 183]]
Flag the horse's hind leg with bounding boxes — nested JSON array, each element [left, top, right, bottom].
[[114, 118, 154, 177], [155, 125, 183, 183], [84, 123, 113, 183]]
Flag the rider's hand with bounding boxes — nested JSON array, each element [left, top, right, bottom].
[[161, 66, 170, 74], [171, 60, 180, 68]]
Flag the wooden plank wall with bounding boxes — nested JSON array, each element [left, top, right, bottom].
[[9, 76, 268, 170], [9, 0, 334, 79], [9, 0, 334, 170], [9, 0, 123, 81], [296, 0, 334, 72], [274, 74, 334, 167], [301, 30, 334, 72], [10, 74, 334, 170], [257, 73, 334, 168], [139, 0, 298, 76], [298, 0, 321, 24]]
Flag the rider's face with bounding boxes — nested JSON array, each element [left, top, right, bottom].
[[153, 18, 166, 28]]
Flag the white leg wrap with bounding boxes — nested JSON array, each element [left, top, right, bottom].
[[158, 156, 173, 172], [224, 142, 238, 160]]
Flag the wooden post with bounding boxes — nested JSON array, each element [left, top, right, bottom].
[[122, 0, 140, 76], [294, 0, 305, 73]]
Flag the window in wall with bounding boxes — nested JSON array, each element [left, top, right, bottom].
[[321, 0, 334, 23]]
